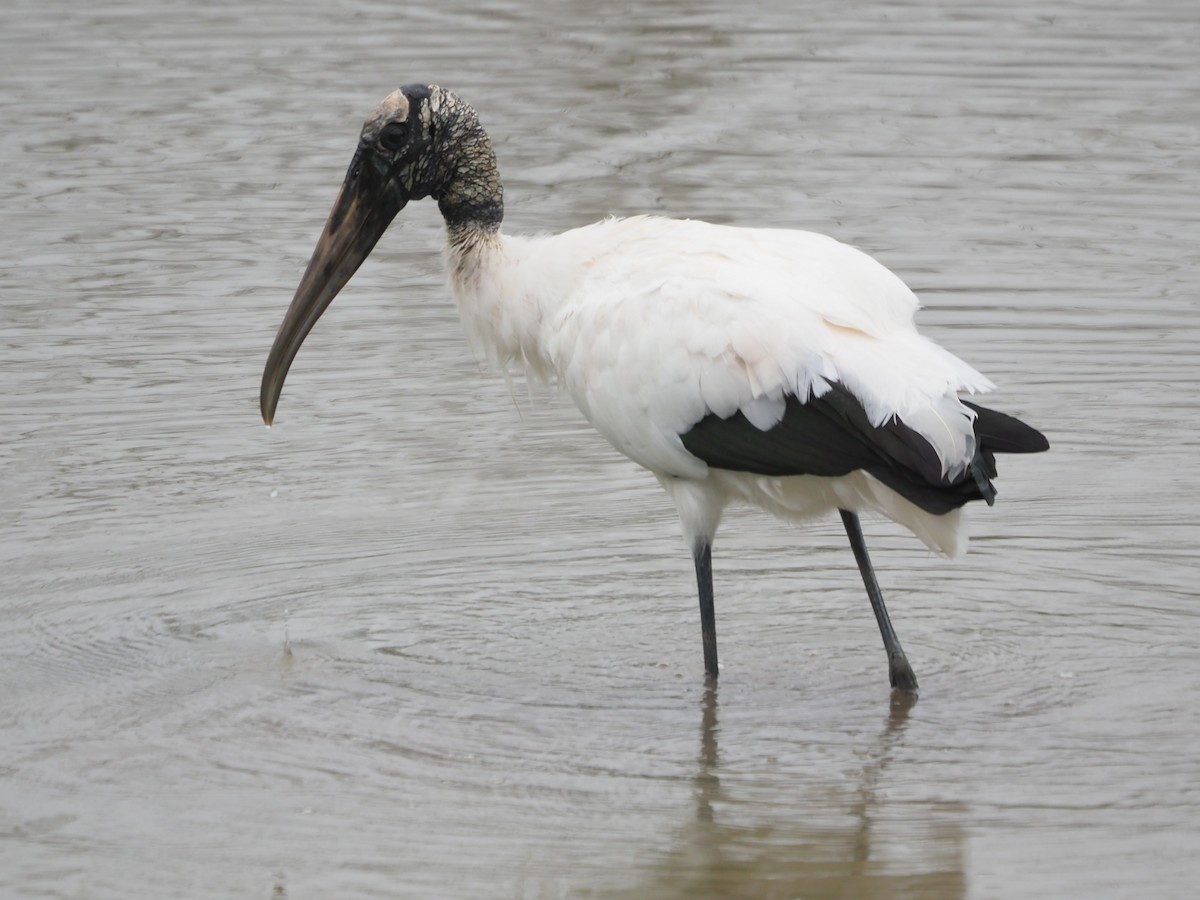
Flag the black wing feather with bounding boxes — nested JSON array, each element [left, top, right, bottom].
[[680, 383, 1047, 516]]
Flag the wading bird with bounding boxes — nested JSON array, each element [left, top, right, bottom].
[[261, 85, 1048, 694]]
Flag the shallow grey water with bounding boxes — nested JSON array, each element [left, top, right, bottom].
[[2, 0, 1199, 897]]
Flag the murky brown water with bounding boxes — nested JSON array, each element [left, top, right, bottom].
[[3, 0, 1199, 897]]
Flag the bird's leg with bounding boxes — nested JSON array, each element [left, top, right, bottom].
[[693, 541, 719, 680], [838, 510, 919, 694]]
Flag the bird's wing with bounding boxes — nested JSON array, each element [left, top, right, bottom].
[[545, 217, 993, 480]]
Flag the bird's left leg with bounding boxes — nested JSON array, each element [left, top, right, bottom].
[[838, 509, 919, 694], [656, 475, 725, 682], [693, 541, 719, 681]]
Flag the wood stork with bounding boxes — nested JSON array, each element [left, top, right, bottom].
[[261, 84, 1048, 694]]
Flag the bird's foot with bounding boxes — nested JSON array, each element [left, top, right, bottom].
[[888, 651, 919, 696]]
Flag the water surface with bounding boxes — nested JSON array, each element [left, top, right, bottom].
[[2, 0, 1198, 897]]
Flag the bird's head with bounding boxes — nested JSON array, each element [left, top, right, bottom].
[[355, 84, 449, 208], [260, 84, 500, 425]]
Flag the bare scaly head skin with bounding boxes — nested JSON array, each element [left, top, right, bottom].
[[361, 90, 410, 135]]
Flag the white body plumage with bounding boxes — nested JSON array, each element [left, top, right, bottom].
[[448, 214, 994, 557]]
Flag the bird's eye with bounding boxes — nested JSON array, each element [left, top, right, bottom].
[[378, 121, 408, 151]]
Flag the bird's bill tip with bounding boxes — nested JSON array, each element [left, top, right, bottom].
[[260, 392, 276, 427]]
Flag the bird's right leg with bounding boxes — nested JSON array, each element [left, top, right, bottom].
[[693, 541, 719, 680], [838, 509, 919, 694]]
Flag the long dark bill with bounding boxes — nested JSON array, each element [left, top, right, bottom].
[[260, 147, 406, 425]]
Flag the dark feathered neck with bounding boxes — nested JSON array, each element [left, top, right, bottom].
[[430, 90, 504, 240]]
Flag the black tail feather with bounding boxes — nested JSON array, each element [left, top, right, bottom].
[[963, 401, 1049, 454]]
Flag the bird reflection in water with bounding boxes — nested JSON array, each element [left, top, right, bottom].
[[603, 687, 966, 899]]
